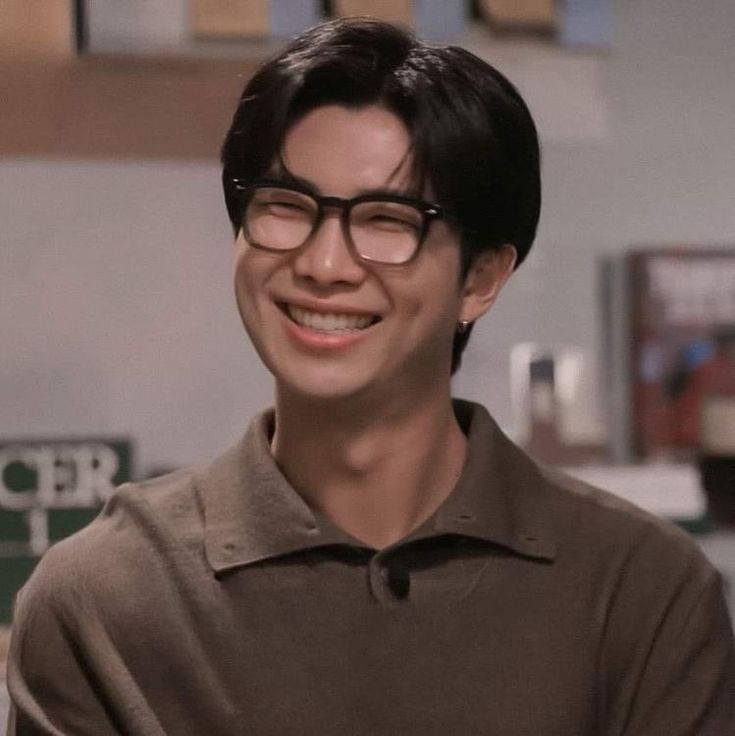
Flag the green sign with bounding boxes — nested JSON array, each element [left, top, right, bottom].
[[0, 438, 133, 622]]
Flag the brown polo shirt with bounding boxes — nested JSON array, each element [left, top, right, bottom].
[[7, 401, 735, 735]]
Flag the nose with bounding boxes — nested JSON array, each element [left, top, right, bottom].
[[290, 210, 367, 287]]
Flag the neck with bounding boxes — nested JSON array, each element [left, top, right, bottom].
[[271, 384, 467, 549]]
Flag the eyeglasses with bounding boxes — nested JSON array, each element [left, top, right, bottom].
[[232, 178, 445, 265]]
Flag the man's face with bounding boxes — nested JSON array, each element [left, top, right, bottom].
[[233, 104, 493, 403]]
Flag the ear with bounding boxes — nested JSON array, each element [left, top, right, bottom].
[[459, 244, 517, 323]]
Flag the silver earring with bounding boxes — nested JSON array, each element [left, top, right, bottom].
[[457, 320, 471, 334]]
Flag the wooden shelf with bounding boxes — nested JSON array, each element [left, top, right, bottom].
[[0, 55, 261, 160]]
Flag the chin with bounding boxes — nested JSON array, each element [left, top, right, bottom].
[[276, 370, 373, 403]]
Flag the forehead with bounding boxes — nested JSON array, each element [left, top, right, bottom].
[[278, 104, 420, 195]]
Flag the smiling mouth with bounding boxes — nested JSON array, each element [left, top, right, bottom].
[[280, 303, 381, 332]]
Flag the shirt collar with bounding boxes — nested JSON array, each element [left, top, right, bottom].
[[199, 400, 556, 574], [198, 410, 349, 575], [426, 399, 556, 561]]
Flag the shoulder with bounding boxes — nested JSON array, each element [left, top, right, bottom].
[[15, 466, 205, 621], [55, 465, 201, 564], [541, 464, 701, 550], [539, 464, 718, 595], [538, 470, 735, 728], [462, 401, 714, 584]]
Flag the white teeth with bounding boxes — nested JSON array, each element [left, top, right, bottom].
[[287, 305, 375, 332]]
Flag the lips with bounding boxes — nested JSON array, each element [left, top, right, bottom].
[[283, 304, 380, 332]]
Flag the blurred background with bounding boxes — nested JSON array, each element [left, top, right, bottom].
[[1, 0, 735, 717]]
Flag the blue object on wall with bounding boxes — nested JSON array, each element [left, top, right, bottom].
[[415, 0, 467, 42], [560, 0, 614, 48], [269, 0, 322, 38]]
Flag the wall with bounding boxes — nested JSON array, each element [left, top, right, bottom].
[[1, 161, 271, 474], [454, 0, 735, 435], [2, 0, 735, 474]]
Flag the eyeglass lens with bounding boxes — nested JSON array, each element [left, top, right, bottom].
[[244, 186, 423, 264]]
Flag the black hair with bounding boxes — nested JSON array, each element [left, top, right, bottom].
[[221, 17, 541, 373]]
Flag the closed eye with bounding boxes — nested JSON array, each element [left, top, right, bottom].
[[353, 202, 423, 231], [267, 201, 309, 214], [366, 214, 419, 230]]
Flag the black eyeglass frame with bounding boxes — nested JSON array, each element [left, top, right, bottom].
[[231, 177, 446, 266]]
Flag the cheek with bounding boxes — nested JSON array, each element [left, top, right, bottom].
[[404, 246, 463, 319], [232, 247, 271, 332], [389, 264, 464, 348], [233, 249, 251, 289], [233, 242, 268, 294], [233, 253, 251, 306]]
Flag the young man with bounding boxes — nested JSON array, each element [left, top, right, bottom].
[[7, 18, 735, 735]]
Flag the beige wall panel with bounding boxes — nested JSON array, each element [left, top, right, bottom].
[[333, 0, 413, 27], [0, 0, 73, 58], [479, 0, 556, 27], [190, 0, 270, 38]]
